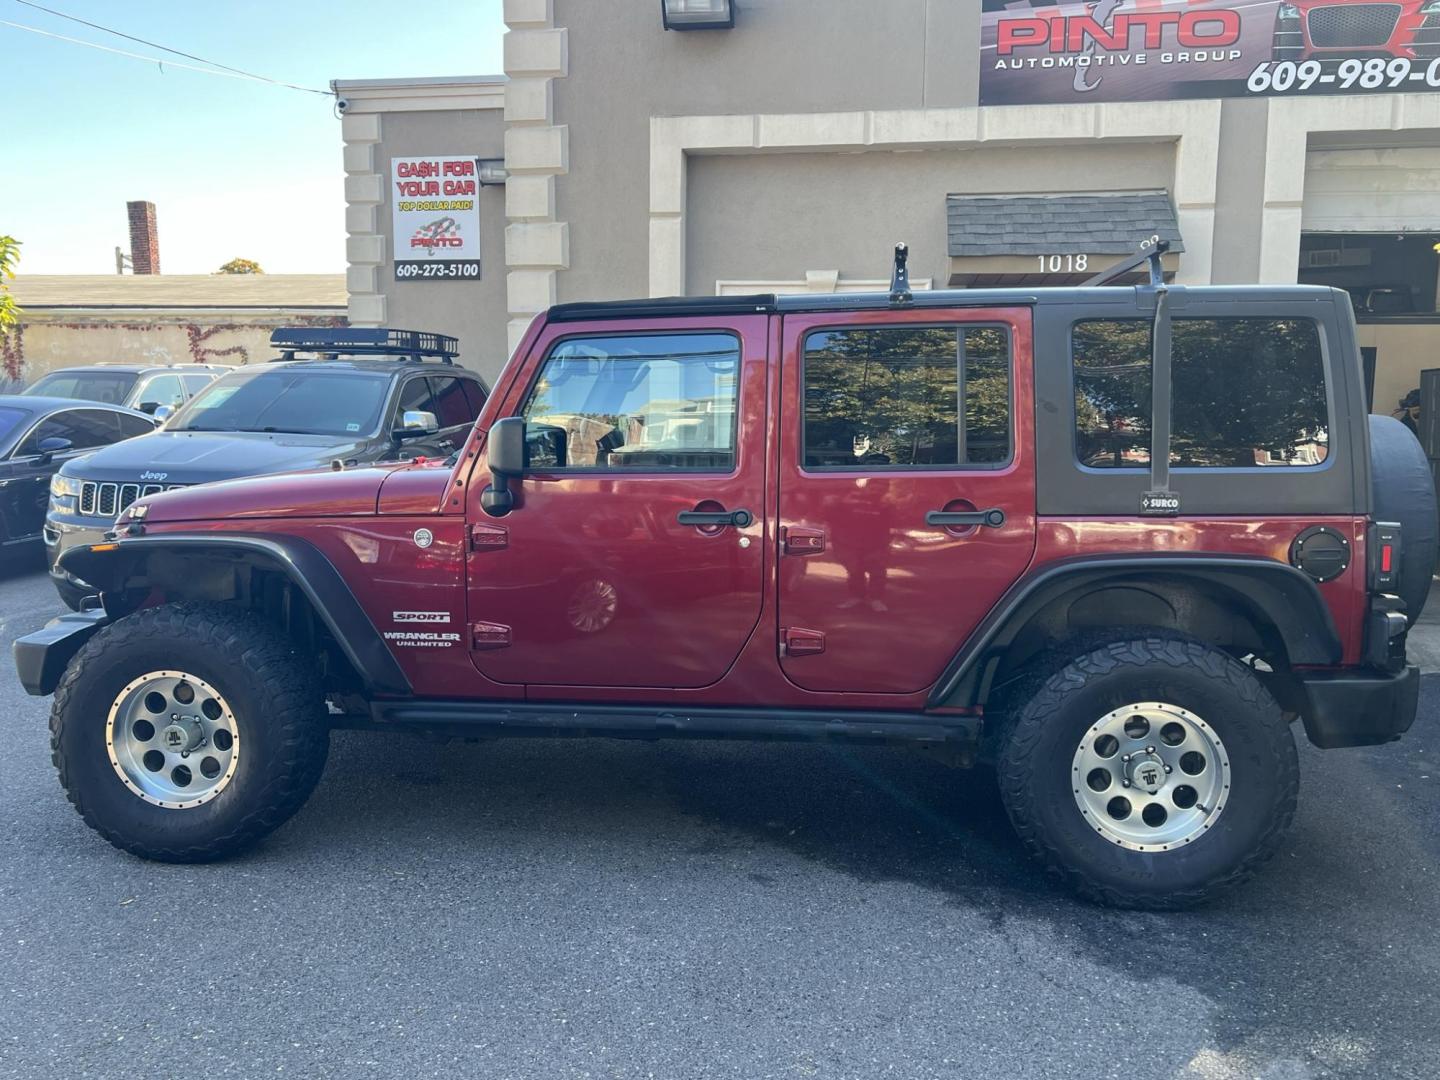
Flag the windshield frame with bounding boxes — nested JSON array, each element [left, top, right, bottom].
[[167, 367, 395, 437]]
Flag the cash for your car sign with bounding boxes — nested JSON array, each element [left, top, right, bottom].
[[981, 0, 1440, 106], [391, 155, 481, 281]]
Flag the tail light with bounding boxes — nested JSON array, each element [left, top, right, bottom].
[[1370, 521, 1402, 593]]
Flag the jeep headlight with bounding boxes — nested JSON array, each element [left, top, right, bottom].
[[50, 473, 82, 499]]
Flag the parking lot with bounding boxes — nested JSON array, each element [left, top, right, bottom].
[[1, 552, 1437, 1080]]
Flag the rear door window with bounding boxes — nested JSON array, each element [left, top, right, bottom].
[[1073, 317, 1330, 469], [801, 325, 1011, 469]]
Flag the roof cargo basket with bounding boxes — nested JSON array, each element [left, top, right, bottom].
[[268, 327, 458, 364]]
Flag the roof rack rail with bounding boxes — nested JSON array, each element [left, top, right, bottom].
[[268, 327, 458, 364]]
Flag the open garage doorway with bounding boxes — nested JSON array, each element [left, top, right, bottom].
[[1298, 232, 1440, 420], [1300, 146, 1440, 424]]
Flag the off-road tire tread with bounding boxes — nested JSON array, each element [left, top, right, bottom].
[[994, 635, 1298, 910], [50, 602, 329, 862]]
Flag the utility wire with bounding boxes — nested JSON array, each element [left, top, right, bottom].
[[5, 1, 331, 95]]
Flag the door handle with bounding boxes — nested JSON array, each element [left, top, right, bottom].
[[925, 508, 1006, 528], [678, 508, 753, 528]]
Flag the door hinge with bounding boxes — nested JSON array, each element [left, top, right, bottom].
[[780, 627, 826, 656], [782, 526, 826, 556], [469, 523, 509, 551], [470, 621, 512, 650]]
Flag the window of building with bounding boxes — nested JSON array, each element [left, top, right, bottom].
[[1073, 317, 1330, 469], [801, 326, 1010, 469], [522, 333, 740, 470]]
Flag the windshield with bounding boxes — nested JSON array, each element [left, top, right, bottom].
[[0, 406, 27, 447], [23, 370, 138, 405], [170, 369, 391, 436]]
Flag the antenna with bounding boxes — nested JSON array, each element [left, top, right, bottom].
[[889, 243, 913, 306]]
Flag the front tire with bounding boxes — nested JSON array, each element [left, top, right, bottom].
[[50, 603, 329, 862], [995, 637, 1298, 909]]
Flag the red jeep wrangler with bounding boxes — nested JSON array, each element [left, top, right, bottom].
[[15, 243, 1433, 908]]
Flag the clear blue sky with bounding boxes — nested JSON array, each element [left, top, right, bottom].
[[1, 0, 504, 275]]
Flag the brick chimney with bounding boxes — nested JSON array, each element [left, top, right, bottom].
[[126, 200, 160, 274]]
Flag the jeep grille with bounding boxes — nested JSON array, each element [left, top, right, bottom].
[[78, 481, 186, 519], [1307, 4, 1400, 48]]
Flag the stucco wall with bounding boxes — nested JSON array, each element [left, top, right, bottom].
[[553, 0, 986, 305], [372, 108, 510, 382], [684, 144, 1176, 295], [1, 312, 343, 391]]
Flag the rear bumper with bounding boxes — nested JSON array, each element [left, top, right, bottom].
[[1299, 665, 1420, 749], [13, 609, 110, 696]]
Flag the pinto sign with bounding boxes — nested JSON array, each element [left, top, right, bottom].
[[980, 0, 1440, 106], [390, 155, 482, 281]]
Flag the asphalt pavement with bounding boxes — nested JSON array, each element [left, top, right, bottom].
[[2, 548, 1438, 1080]]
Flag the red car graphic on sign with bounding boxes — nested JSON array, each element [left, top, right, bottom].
[[1275, 0, 1440, 62]]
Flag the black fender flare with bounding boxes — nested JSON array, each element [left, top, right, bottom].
[[59, 533, 411, 696], [928, 555, 1343, 708]]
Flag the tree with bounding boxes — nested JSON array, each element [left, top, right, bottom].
[[216, 257, 263, 275], [0, 235, 20, 336]]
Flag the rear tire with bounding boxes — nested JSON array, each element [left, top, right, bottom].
[[995, 636, 1297, 909], [50, 602, 329, 862]]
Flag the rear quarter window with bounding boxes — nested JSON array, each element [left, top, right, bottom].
[[1073, 317, 1330, 469]]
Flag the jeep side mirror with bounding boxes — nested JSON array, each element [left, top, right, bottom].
[[395, 410, 440, 440], [481, 416, 526, 517], [152, 404, 175, 425]]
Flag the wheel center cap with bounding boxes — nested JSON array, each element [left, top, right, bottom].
[[1126, 752, 1167, 794], [160, 719, 203, 753]]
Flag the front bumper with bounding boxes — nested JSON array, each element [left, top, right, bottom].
[[1298, 665, 1420, 749]]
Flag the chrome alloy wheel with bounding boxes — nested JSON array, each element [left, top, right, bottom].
[[105, 671, 240, 809], [1071, 702, 1230, 852]]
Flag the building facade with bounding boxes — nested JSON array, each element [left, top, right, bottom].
[[335, 0, 1440, 415]]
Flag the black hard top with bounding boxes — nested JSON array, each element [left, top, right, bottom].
[[545, 284, 1348, 322]]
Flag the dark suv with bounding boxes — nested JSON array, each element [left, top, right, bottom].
[[42, 328, 487, 608], [23, 363, 224, 415], [16, 242, 1433, 909]]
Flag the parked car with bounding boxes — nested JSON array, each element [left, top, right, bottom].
[[42, 328, 487, 609], [16, 243, 1432, 909], [0, 397, 157, 565], [23, 363, 225, 414]]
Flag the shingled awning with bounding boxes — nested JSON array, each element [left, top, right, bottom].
[[946, 190, 1185, 286]]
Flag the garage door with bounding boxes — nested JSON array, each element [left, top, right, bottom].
[[1303, 148, 1440, 233]]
